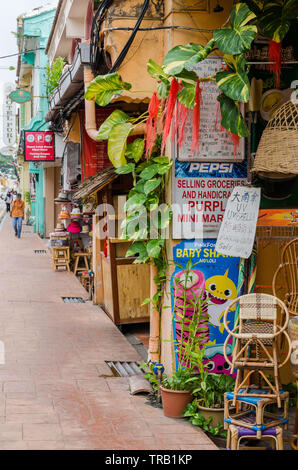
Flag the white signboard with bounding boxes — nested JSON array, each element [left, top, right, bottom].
[[215, 187, 261, 259], [177, 58, 245, 162], [173, 161, 248, 239], [3, 83, 16, 147]]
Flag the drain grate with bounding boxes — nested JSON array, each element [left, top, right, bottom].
[[106, 361, 143, 377], [34, 250, 47, 254], [62, 297, 85, 303]]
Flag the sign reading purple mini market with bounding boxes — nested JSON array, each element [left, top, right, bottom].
[[24, 131, 55, 162]]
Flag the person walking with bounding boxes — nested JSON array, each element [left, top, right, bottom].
[[10, 193, 25, 238], [5, 191, 12, 213]]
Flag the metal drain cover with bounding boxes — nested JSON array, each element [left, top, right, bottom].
[[34, 250, 47, 254], [106, 361, 143, 377], [62, 297, 85, 303]]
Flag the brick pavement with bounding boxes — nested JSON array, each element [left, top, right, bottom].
[[0, 215, 217, 450]]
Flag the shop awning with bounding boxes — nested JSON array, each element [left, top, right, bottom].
[[72, 167, 118, 202]]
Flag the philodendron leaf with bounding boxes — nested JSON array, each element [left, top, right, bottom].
[[148, 58, 171, 98], [146, 239, 163, 258], [176, 70, 198, 109], [115, 163, 135, 175], [258, 0, 297, 42], [139, 164, 159, 180], [85, 73, 132, 106], [108, 122, 133, 168], [126, 241, 147, 258], [157, 81, 170, 99], [216, 55, 250, 103], [213, 3, 257, 54], [126, 138, 145, 163], [217, 93, 249, 137], [124, 193, 147, 212], [144, 177, 162, 195], [163, 39, 215, 76], [97, 110, 130, 140]]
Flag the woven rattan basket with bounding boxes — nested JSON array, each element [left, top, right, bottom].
[[253, 100, 298, 175]]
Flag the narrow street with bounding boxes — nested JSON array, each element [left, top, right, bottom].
[[0, 214, 216, 450]]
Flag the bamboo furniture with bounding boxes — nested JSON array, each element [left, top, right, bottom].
[[52, 247, 70, 272], [227, 415, 284, 450], [73, 252, 90, 276], [224, 388, 289, 439], [223, 293, 291, 408], [272, 238, 298, 316], [288, 317, 298, 450]]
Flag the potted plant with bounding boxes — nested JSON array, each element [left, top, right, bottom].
[[160, 259, 209, 418]]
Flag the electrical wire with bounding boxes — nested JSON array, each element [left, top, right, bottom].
[[0, 48, 45, 60], [103, 25, 213, 33]]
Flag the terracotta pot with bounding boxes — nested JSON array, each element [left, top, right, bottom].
[[197, 400, 225, 426], [160, 386, 193, 418]]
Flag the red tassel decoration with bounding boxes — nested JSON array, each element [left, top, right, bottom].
[[178, 105, 189, 147], [172, 100, 183, 142], [146, 92, 160, 159], [191, 82, 202, 153], [161, 78, 180, 153], [268, 40, 282, 89], [231, 133, 240, 156]]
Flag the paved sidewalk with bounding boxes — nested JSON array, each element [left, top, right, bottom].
[[0, 216, 217, 450]]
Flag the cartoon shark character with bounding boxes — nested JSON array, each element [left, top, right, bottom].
[[205, 269, 237, 334]]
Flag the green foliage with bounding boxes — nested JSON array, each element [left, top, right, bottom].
[[216, 54, 250, 103], [213, 3, 257, 54], [162, 39, 215, 76], [139, 362, 160, 391], [85, 73, 132, 106], [257, 0, 298, 42], [108, 122, 134, 168], [162, 369, 196, 392], [182, 399, 227, 438], [25, 192, 31, 204], [44, 57, 66, 96], [97, 110, 130, 140], [217, 94, 250, 137]]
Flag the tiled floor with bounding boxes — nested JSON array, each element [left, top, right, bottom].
[[0, 214, 216, 450]]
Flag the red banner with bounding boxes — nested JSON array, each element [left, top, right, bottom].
[[80, 109, 112, 181], [24, 131, 55, 162]]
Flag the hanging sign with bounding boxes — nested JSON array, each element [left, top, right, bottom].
[[24, 131, 55, 162], [3, 83, 16, 147], [216, 186, 261, 259], [9, 90, 33, 104], [176, 58, 245, 162], [172, 160, 248, 239], [172, 239, 241, 376]]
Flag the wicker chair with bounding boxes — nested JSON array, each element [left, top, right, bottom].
[[223, 293, 291, 408], [272, 238, 298, 317]]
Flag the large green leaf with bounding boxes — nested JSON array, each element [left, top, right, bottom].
[[217, 94, 249, 138], [216, 55, 250, 103], [108, 122, 133, 168], [97, 110, 129, 140], [115, 163, 135, 175], [176, 70, 198, 109], [144, 177, 162, 195], [139, 164, 159, 180], [146, 240, 163, 259], [125, 138, 145, 163], [126, 241, 147, 258], [162, 39, 215, 76], [258, 0, 297, 42], [147, 59, 169, 81], [213, 3, 257, 54], [85, 73, 132, 106], [124, 193, 147, 212]]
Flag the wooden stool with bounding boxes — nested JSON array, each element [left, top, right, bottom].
[[52, 247, 70, 272], [227, 415, 284, 450], [73, 252, 90, 276]]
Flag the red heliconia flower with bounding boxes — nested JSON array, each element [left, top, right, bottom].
[[161, 78, 180, 153], [178, 105, 190, 147], [191, 82, 202, 153], [268, 40, 282, 89], [146, 92, 160, 159]]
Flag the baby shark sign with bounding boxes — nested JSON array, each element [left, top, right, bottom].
[[172, 239, 241, 375]]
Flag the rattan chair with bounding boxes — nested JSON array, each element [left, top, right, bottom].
[[272, 238, 298, 317], [227, 416, 284, 450], [223, 293, 291, 408]]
